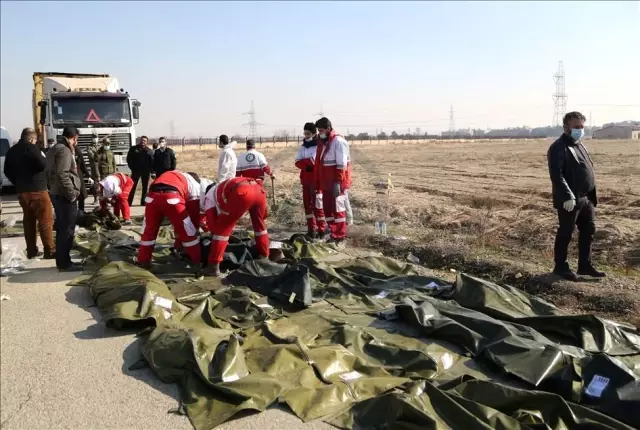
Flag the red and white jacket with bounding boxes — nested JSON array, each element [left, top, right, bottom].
[[99, 173, 130, 198], [315, 131, 350, 190], [153, 170, 201, 202], [295, 140, 318, 185], [236, 149, 272, 180], [151, 170, 202, 222]]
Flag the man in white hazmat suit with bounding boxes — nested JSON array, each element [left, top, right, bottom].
[[217, 134, 237, 182]]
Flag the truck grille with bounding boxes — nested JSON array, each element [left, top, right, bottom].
[[76, 132, 132, 180], [77, 133, 132, 152]]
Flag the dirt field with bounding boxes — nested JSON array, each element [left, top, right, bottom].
[[177, 138, 640, 326]]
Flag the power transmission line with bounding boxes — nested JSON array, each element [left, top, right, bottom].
[[552, 61, 568, 126], [243, 100, 262, 139], [449, 105, 455, 132]]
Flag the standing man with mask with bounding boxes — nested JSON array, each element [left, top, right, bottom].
[[314, 117, 351, 244], [127, 135, 154, 206], [217, 134, 237, 182], [4, 128, 55, 259], [547, 111, 605, 281], [295, 122, 326, 238], [92, 137, 116, 182], [153, 136, 177, 178], [46, 126, 83, 272]]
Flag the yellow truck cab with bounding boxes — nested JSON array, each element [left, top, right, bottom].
[[33, 72, 141, 179]]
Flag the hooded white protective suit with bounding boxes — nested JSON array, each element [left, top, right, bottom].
[[217, 141, 237, 182]]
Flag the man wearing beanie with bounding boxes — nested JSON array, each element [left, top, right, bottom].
[[295, 122, 326, 238], [236, 138, 274, 182], [314, 117, 351, 244], [217, 134, 237, 182]]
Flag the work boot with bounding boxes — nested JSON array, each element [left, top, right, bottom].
[[315, 232, 328, 242], [136, 261, 152, 270], [577, 263, 606, 278], [43, 251, 56, 260], [27, 250, 43, 259], [202, 263, 221, 277], [306, 230, 316, 239], [552, 264, 579, 282], [122, 219, 133, 226], [58, 263, 83, 272]]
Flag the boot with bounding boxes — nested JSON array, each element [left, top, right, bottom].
[[203, 263, 221, 277], [577, 263, 606, 278], [306, 229, 316, 239], [552, 263, 578, 282], [43, 251, 56, 260], [136, 261, 152, 270]]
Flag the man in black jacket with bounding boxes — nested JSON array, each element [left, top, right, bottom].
[[152, 136, 177, 178], [74, 144, 92, 213], [46, 126, 83, 271], [4, 128, 55, 259], [126, 135, 154, 206], [547, 111, 605, 281]]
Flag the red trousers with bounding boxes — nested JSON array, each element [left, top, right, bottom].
[[205, 182, 269, 264], [100, 175, 134, 220], [322, 186, 347, 240], [137, 191, 201, 264], [302, 183, 326, 233]]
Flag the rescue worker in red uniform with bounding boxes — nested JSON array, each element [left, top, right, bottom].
[[295, 122, 326, 239], [201, 177, 269, 276], [137, 170, 203, 270], [314, 117, 351, 243], [96, 172, 134, 224], [236, 139, 274, 181]]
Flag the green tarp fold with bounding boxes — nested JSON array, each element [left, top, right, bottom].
[[71, 231, 640, 429]]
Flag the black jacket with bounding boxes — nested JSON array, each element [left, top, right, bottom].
[[127, 145, 154, 173], [153, 147, 177, 177], [547, 133, 598, 210], [4, 140, 48, 193], [75, 146, 90, 197]]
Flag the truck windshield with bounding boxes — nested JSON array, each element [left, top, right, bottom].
[[51, 96, 131, 126]]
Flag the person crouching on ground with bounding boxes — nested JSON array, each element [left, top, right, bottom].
[[95, 172, 134, 225], [295, 122, 326, 239], [201, 177, 270, 277], [136, 170, 203, 273]]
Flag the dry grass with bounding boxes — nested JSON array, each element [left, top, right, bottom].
[[178, 138, 640, 325]]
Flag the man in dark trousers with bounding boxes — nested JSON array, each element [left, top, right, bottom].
[[126, 135, 154, 206], [74, 144, 91, 214], [152, 136, 177, 178], [4, 127, 55, 259], [46, 126, 83, 272], [547, 111, 605, 281]]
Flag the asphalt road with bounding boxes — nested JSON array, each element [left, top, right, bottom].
[[0, 194, 333, 429]]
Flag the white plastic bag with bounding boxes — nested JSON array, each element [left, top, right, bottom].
[[0, 242, 32, 276]]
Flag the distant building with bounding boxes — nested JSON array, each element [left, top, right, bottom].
[[592, 125, 640, 140]]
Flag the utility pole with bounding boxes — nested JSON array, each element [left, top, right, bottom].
[[243, 100, 262, 139], [169, 120, 175, 138], [552, 61, 568, 127], [449, 105, 455, 132]]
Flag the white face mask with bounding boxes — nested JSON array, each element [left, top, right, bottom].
[[159, 142, 166, 148], [304, 137, 313, 142], [104, 145, 111, 150], [319, 133, 327, 139]]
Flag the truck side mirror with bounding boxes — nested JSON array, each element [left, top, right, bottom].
[[132, 105, 140, 120], [38, 101, 48, 125]]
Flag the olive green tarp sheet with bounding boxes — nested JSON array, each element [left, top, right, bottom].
[[69, 232, 640, 430]]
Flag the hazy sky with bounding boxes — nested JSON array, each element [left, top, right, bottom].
[[1, 1, 639, 137]]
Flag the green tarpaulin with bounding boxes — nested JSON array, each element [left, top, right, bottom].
[[69, 231, 640, 430]]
